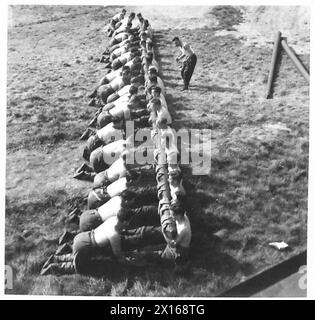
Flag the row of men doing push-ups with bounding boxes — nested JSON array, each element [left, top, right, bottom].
[[40, 10, 191, 276]]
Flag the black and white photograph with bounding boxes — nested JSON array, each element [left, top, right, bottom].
[[3, 1, 311, 299]]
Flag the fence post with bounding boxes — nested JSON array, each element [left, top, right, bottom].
[[281, 38, 310, 83], [266, 31, 282, 99]]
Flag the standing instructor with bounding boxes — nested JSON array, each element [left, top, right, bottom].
[[172, 37, 197, 91]]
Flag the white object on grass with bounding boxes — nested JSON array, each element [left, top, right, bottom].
[[268, 241, 289, 251]]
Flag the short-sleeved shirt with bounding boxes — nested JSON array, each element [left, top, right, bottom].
[[115, 24, 128, 35], [151, 60, 159, 71], [97, 196, 123, 221], [117, 84, 131, 97], [109, 76, 126, 92], [104, 93, 129, 112], [93, 216, 119, 248], [119, 17, 130, 27], [105, 69, 121, 83], [181, 42, 194, 58], [175, 214, 191, 248], [159, 94, 168, 109], [96, 122, 124, 144], [106, 158, 127, 181], [102, 139, 126, 165], [111, 45, 128, 59], [118, 51, 133, 64], [106, 177, 128, 197], [110, 103, 131, 120], [114, 32, 129, 42], [112, 13, 122, 24], [157, 107, 172, 125], [157, 78, 166, 95]]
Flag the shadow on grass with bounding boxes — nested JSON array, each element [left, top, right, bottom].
[[189, 84, 241, 93]]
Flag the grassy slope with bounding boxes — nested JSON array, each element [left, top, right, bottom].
[[6, 6, 308, 296]]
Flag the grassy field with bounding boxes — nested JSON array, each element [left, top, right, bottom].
[[6, 5, 309, 296]]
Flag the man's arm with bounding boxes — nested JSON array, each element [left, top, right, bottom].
[[176, 52, 186, 61]]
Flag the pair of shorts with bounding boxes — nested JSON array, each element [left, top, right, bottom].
[[73, 231, 113, 274], [87, 188, 110, 209], [93, 170, 111, 189], [79, 210, 103, 232]]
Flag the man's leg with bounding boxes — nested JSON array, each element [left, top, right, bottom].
[[122, 205, 160, 230], [180, 63, 185, 83], [183, 54, 197, 89], [121, 225, 164, 251]]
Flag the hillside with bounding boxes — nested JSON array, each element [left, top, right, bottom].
[[6, 5, 309, 296]]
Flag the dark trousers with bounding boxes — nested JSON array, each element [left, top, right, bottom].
[[124, 205, 160, 229], [181, 54, 197, 87], [121, 226, 164, 251]]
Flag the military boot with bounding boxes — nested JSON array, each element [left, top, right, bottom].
[[40, 261, 75, 276]]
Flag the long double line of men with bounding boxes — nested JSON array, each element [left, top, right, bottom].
[[41, 10, 192, 276]]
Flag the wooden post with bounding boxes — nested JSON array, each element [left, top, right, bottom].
[[266, 31, 282, 99], [281, 39, 310, 83]]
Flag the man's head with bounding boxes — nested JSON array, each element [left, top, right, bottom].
[[140, 39, 146, 48], [146, 39, 153, 50], [148, 66, 158, 77], [151, 85, 161, 98], [168, 169, 183, 185], [129, 12, 135, 20], [132, 56, 142, 65], [148, 75, 158, 86], [128, 84, 138, 96], [119, 9, 126, 19], [128, 94, 141, 110], [112, 59, 121, 70], [140, 31, 148, 41], [172, 36, 181, 47], [130, 63, 141, 76], [130, 77, 141, 88], [122, 65, 131, 73], [130, 48, 140, 57], [157, 116, 168, 129], [145, 52, 153, 64], [170, 200, 186, 217], [137, 85, 146, 99], [122, 69, 131, 83], [163, 222, 177, 241]]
